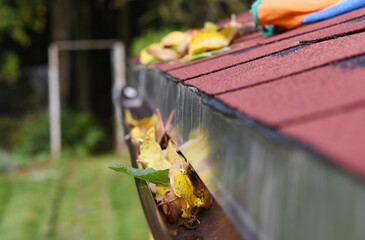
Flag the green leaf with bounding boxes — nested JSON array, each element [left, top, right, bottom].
[[184, 46, 230, 63], [109, 163, 170, 184], [211, 46, 231, 54], [109, 163, 129, 174], [184, 51, 212, 63]]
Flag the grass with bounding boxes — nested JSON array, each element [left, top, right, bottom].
[[0, 152, 149, 240]]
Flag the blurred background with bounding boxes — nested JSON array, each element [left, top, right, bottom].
[[0, 0, 250, 239]]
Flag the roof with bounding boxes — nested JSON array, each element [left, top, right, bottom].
[[152, 8, 365, 177]]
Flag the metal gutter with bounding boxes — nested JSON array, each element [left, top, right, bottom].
[[131, 65, 365, 240], [118, 75, 241, 239]]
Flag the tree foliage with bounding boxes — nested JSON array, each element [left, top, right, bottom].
[[0, 0, 47, 84], [138, 0, 249, 31]]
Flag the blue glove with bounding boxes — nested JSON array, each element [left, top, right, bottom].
[[302, 0, 365, 24]]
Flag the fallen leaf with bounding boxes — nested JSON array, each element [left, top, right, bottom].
[[186, 163, 213, 209], [184, 46, 230, 63], [147, 48, 178, 61], [109, 163, 170, 184], [124, 109, 138, 126], [201, 21, 218, 32], [220, 25, 239, 43], [148, 182, 157, 194], [124, 110, 159, 129], [184, 51, 212, 63], [189, 31, 229, 56], [176, 42, 189, 58], [164, 186, 178, 202], [156, 184, 170, 197], [181, 209, 189, 218], [173, 171, 204, 210], [228, 14, 243, 29], [161, 31, 191, 47], [164, 140, 184, 165], [162, 196, 184, 223], [169, 157, 181, 187], [185, 28, 200, 36], [140, 43, 162, 64], [130, 126, 144, 140], [186, 163, 205, 191], [138, 127, 171, 170]]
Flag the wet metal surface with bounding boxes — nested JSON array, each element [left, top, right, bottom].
[[132, 66, 365, 240]]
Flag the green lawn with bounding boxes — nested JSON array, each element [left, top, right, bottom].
[[0, 152, 149, 240]]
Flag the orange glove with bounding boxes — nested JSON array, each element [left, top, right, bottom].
[[251, 0, 341, 35]]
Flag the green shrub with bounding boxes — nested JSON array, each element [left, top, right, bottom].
[[12, 112, 49, 157], [0, 117, 20, 149], [61, 110, 106, 155], [12, 110, 106, 160]]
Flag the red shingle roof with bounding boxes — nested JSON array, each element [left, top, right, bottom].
[[152, 8, 365, 177]]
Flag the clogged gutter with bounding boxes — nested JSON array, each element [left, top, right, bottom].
[[110, 109, 213, 229]]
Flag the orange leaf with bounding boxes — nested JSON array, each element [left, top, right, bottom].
[[147, 48, 178, 61], [161, 31, 191, 47], [140, 43, 162, 64]]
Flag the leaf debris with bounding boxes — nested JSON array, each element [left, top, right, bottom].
[[139, 15, 249, 64], [113, 109, 213, 229]]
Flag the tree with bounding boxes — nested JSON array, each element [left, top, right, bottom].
[[0, 0, 47, 84]]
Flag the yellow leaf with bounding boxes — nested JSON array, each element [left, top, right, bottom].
[[125, 109, 138, 126], [136, 113, 159, 129], [189, 31, 229, 56], [130, 126, 144, 140], [125, 110, 159, 129], [220, 25, 238, 43], [161, 31, 191, 47], [164, 140, 184, 166], [173, 171, 204, 209], [140, 43, 162, 64], [138, 113, 160, 129], [156, 184, 170, 197], [201, 22, 218, 32], [138, 127, 171, 170], [181, 209, 189, 218]]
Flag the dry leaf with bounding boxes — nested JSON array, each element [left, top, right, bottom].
[[228, 14, 243, 29], [176, 42, 189, 58], [140, 43, 162, 64], [130, 126, 144, 140], [164, 186, 178, 202], [162, 196, 182, 223], [169, 157, 181, 187], [173, 171, 204, 210], [124, 110, 159, 130], [201, 21, 218, 32], [161, 31, 191, 47], [189, 31, 229, 56], [148, 182, 157, 194], [124, 109, 138, 126], [147, 48, 178, 61]]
